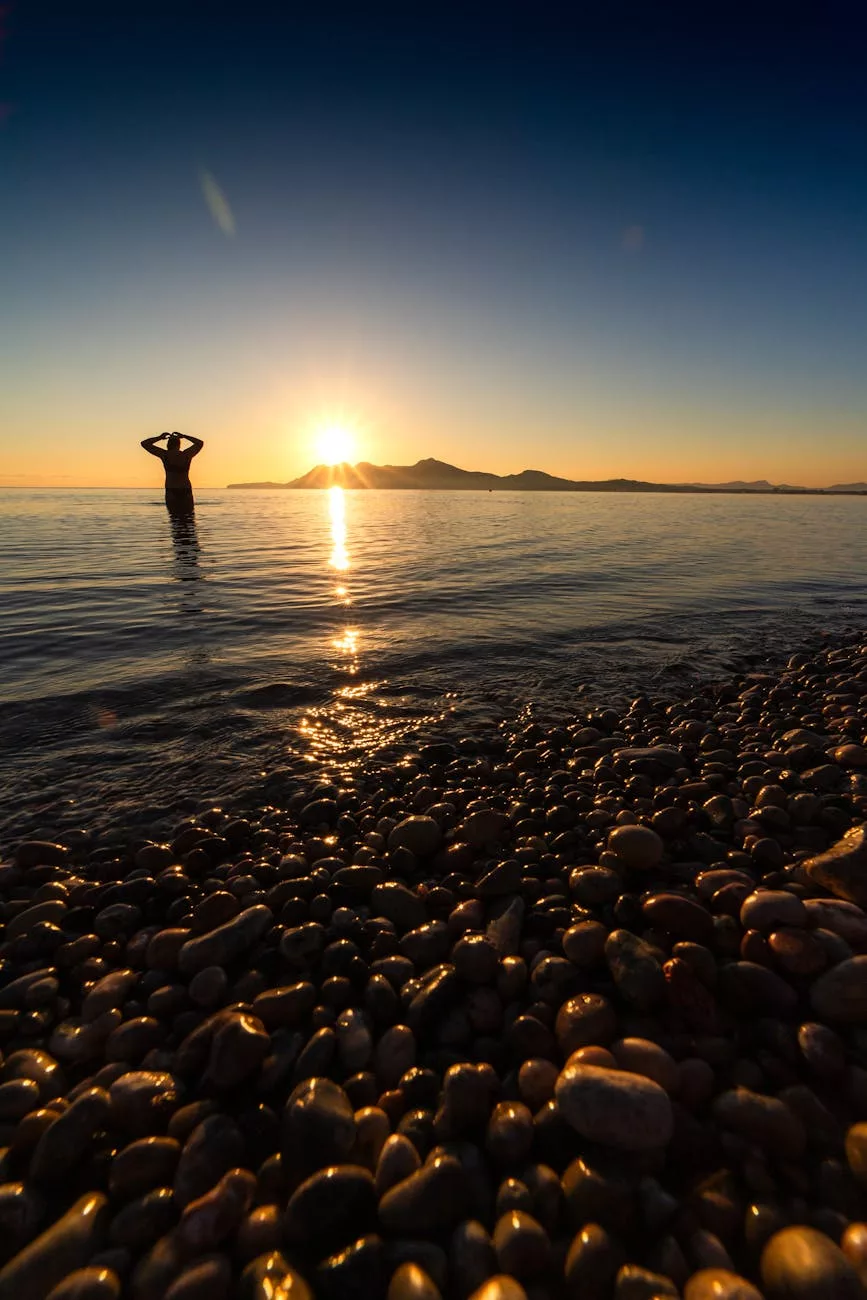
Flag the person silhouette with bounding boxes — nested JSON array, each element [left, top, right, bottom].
[[141, 431, 204, 513]]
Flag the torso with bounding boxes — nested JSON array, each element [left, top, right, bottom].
[[162, 449, 193, 488]]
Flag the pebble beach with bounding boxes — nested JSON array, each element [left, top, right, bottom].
[[1, 634, 867, 1300]]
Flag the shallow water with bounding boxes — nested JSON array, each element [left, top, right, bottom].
[[1, 487, 865, 841]]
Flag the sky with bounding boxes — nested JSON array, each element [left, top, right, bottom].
[[1, 1, 866, 488]]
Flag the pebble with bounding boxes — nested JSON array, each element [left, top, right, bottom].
[[388, 817, 443, 858], [555, 1063, 674, 1150], [555, 993, 617, 1055], [845, 1123, 867, 1186], [281, 1077, 357, 1175], [387, 1261, 443, 1300], [804, 827, 867, 905], [45, 1267, 122, 1300], [378, 1155, 468, 1236], [604, 930, 666, 1009], [284, 1164, 377, 1254], [2, 636, 867, 1300], [760, 1225, 866, 1298], [683, 1269, 763, 1299], [467, 1277, 528, 1300], [177, 905, 272, 975], [606, 824, 664, 870], [30, 1087, 111, 1184], [0, 1192, 109, 1299], [811, 957, 867, 1023], [713, 1088, 806, 1161], [492, 1210, 551, 1280]]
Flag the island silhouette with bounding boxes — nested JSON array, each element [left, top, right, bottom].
[[228, 457, 867, 494]]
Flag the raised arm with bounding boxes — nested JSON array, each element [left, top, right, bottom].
[[141, 435, 167, 458], [182, 434, 204, 456]]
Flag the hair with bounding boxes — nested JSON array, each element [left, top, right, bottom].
[[167, 433, 181, 450]]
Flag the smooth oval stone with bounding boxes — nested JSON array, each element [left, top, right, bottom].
[[109, 1136, 181, 1199], [614, 1264, 679, 1297], [562, 1222, 622, 1299], [449, 1220, 497, 1299], [14, 840, 68, 868], [804, 826, 867, 905], [375, 1134, 422, 1196], [461, 810, 509, 848], [374, 1024, 417, 1088], [0, 1078, 40, 1121], [178, 1168, 256, 1252], [1, 1049, 64, 1102], [236, 1205, 282, 1262], [388, 818, 443, 858], [761, 1225, 866, 1298], [371, 883, 428, 931], [239, 1251, 313, 1300], [281, 1078, 356, 1176], [797, 1022, 847, 1079], [0, 1180, 45, 1246], [467, 1278, 528, 1300], [0, 1192, 109, 1299], [610, 1038, 679, 1093], [44, 1268, 122, 1300], [811, 958, 867, 1024], [30, 1087, 112, 1184], [604, 930, 665, 1009], [642, 894, 715, 943], [206, 1013, 269, 1089], [253, 983, 316, 1030], [109, 1187, 175, 1251], [803, 900, 867, 947], [562, 921, 607, 968], [607, 824, 663, 870], [452, 935, 499, 984], [82, 970, 139, 1023], [6, 900, 67, 940], [713, 1088, 805, 1160], [717, 961, 797, 1017], [174, 1114, 245, 1208], [177, 905, 272, 975], [378, 1155, 468, 1236], [486, 1102, 534, 1168], [555, 1064, 673, 1150], [164, 1256, 233, 1300], [845, 1122, 867, 1187], [555, 994, 617, 1056], [284, 1164, 376, 1254], [315, 1233, 386, 1299], [336, 1008, 373, 1073], [740, 890, 807, 932], [492, 1211, 550, 1281], [110, 1071, 180, 1135], [683, 1269, 763, 1299], [387, 1261, 442, 1300]]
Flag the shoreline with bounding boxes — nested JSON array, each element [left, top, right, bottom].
[[1, 634, 866, 1296]]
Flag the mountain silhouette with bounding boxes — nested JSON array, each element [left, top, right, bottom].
[[227, 458, 866, 494]]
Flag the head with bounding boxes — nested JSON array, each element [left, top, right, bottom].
[[167, 433, 181, 451]]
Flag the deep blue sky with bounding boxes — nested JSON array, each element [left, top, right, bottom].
[[2, 1, 866, 485]]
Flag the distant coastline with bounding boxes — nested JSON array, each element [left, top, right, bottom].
[[227, 457, 867, 494]]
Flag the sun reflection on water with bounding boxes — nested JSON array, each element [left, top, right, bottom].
[[328, 485, 349, 573]]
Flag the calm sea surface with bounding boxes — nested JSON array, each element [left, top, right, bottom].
[[1, 488, 865, 841]]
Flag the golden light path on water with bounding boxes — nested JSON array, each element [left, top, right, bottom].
[[293, 485, 455, 774]]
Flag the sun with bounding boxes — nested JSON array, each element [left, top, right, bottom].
[[315, 422, 356, 466]]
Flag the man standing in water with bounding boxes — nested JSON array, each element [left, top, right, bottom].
[[141, 431, 204, 513]]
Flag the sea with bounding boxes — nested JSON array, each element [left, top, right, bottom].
[[1, 487, 865, 844]]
